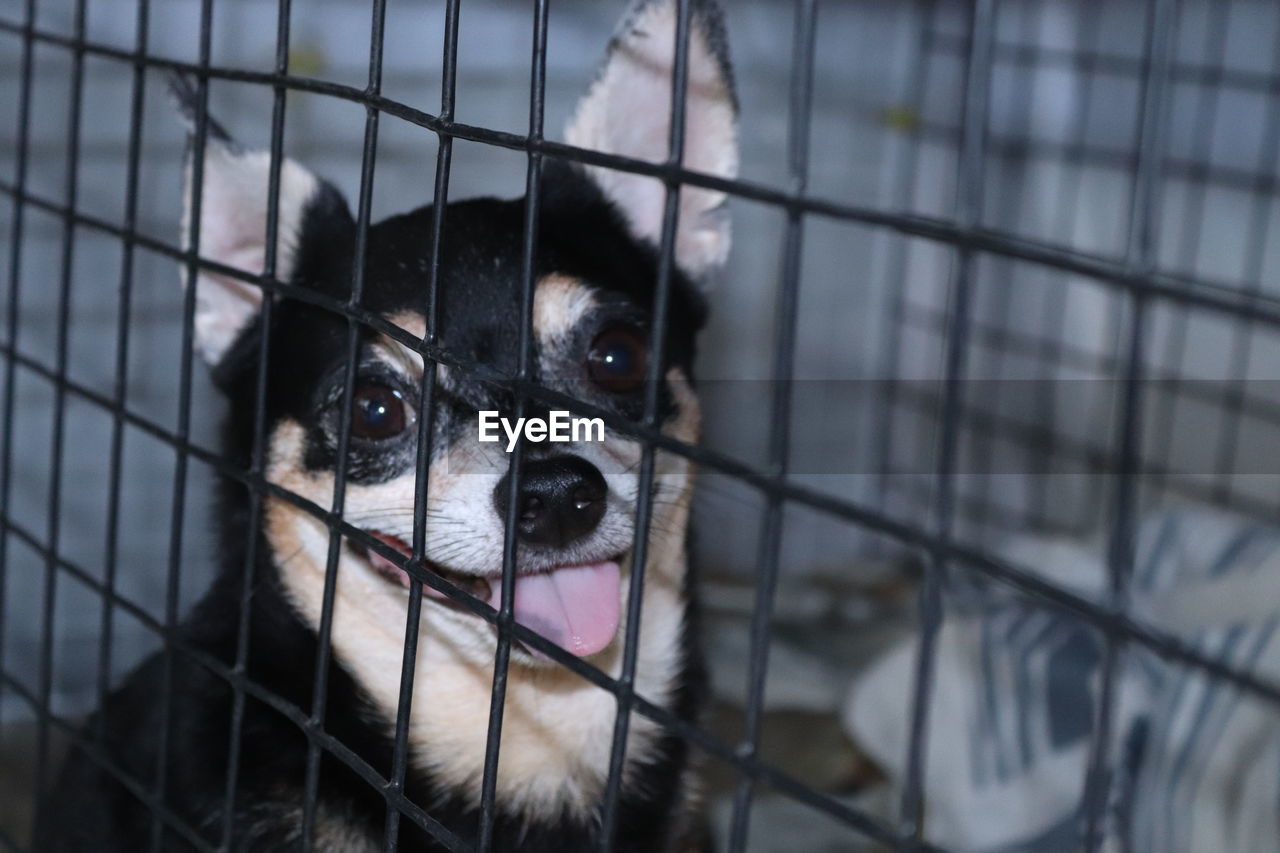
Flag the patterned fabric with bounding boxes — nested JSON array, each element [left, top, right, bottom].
[[843, 510, 1280, 853]]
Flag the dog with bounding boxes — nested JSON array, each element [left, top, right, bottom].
[[41, 0, 737, 850]]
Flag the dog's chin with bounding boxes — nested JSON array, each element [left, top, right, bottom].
[[352, 531, 626, 665]]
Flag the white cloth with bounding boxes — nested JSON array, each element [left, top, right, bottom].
[[843, 510, 1280, 853]]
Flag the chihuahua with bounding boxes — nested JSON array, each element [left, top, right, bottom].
[[43, 0, 736, 850]]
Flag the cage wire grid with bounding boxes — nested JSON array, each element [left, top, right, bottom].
[[1, 0, 1280, 852], [881, 0, 1280, 540]]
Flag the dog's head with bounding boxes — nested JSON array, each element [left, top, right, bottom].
[[180, 0, 736, 669]]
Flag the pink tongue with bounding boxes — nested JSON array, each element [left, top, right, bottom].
[[490, 561, 621, 657]]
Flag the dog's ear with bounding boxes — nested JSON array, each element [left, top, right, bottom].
[[171, 76, 349, 365], [565, 0, 738, 281]]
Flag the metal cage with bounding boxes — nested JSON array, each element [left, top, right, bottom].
[[2, 0, 1280, 851]]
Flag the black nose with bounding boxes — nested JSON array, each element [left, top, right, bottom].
[[492, 456, 608, 549]]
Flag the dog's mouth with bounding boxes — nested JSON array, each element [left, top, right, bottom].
[[354, 531, 622, 658]]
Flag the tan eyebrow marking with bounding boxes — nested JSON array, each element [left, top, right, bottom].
[[371, 311, 427, 380], [533, 274, 597, 350]]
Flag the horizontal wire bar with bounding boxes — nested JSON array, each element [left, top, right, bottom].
[[915, 119, 1280, 200], [885, 382, 1279, 489], [1, 193, 1276, 361], [899, 301, 1280, 430], [4, 335, 1277, 712], [0, 20, 1278, 323], [8, 182, 1280, 518], [930, 30, 1280, 95]]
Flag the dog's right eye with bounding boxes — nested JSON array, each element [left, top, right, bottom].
[[349, 382, 409, 440]]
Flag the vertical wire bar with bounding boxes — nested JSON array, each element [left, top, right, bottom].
[[33, 0, 87, 835], [1081, 309, 1148, 849], [218, 2, 291, 848], [96, 0, 149, 749], [301, 1, 388, 848], [477, 2, 548, 848], [382, 1, 459, 848], [1028, 6, 1105, 531], [897, 0, 995, 842], [724, 1, 816, 850], [967, 2, 1041, 541], [1145, 0, 1231, 505], [596, 1, 694, 848], [872, 0, 937, 534], [1080, 0, 1175, 849], [153, 3, 214, 848], [1210, 12, 1280, 505], [0, 0, 38, 749]]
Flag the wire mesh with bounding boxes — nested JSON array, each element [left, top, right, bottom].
[[1, 1, 1279, 852]]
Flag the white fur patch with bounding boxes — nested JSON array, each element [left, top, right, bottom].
[[182, 145, 320, 364], [565, 0, 738, 278]]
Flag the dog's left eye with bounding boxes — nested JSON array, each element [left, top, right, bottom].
[[350, 382, 409, 440], [586, 326, 649, 394]]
